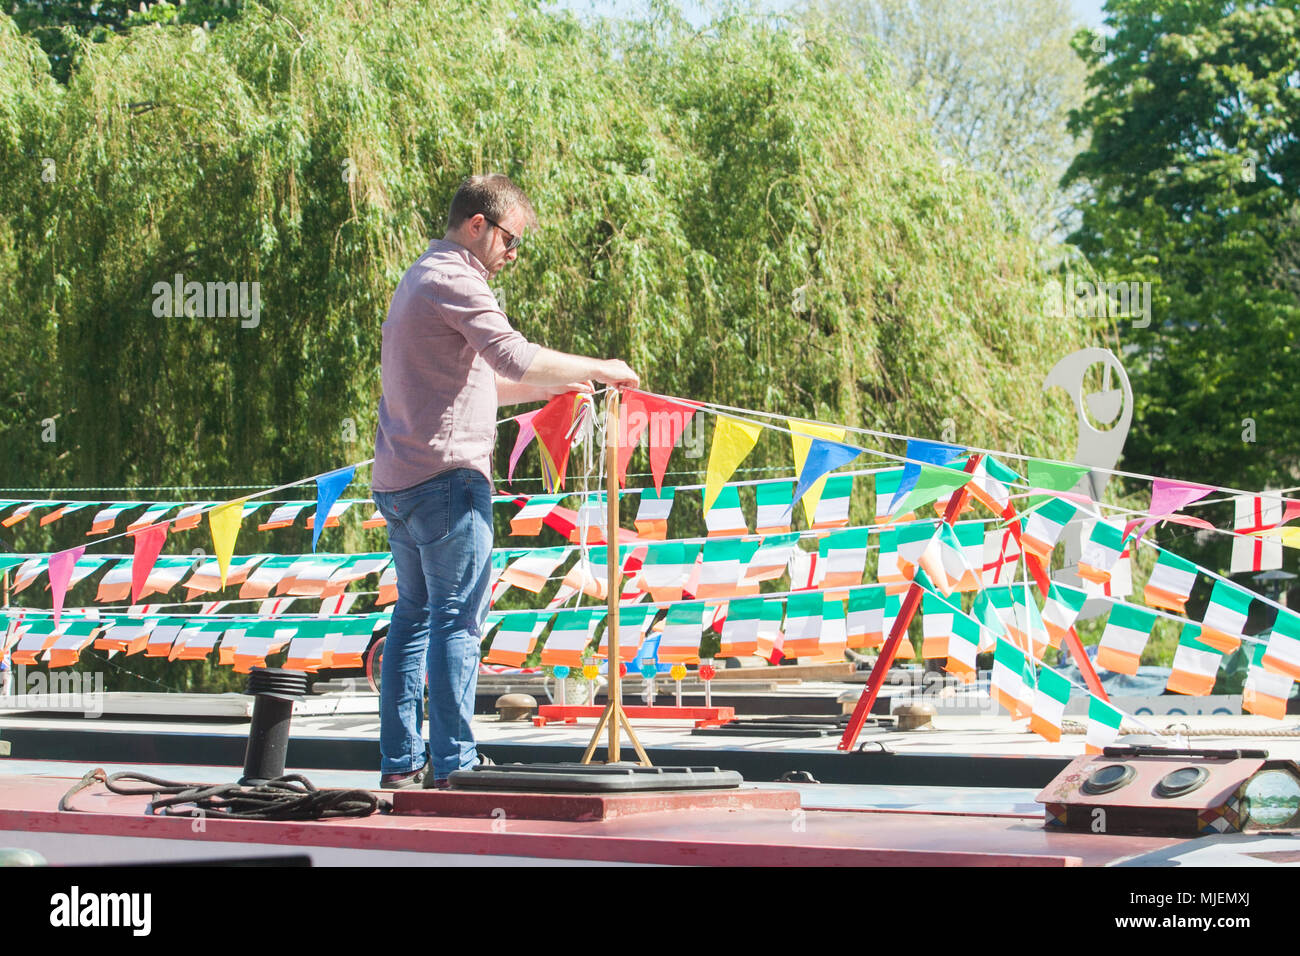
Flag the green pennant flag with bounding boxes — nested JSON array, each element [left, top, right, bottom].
[[894, 463, 974, 517], [1026, 459, 1090, 510]]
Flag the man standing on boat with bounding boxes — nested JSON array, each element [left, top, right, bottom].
[[371, 173, 639, 789]]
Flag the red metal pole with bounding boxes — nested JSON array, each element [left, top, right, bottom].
[[838, 454, 982, 751]]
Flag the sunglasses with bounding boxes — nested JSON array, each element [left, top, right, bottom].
[[482, 215, 523, 251]]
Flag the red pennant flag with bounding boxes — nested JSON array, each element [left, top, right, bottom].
[[622, 391, 698, 492], [130, 521, 170, 604], [530, 393, 584, 491]]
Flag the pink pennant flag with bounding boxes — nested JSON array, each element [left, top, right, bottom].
[[48, 545, 86, 629], [130, 521, 170, 604], [507, 410, 539, 485], [1283, 499, 1300, 526], [1131, 479, 1214, 541]]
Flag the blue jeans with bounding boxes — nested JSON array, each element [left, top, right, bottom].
[[372, 468, 493, 780]]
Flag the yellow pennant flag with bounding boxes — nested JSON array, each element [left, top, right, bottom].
[[704, 415, 764, 513], [208, 500, 246, 587], [789, 419, 846, 524]]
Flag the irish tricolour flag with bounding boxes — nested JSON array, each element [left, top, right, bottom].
[[1078, 519, 1127, 584], [1030, 666, 1071, 742], [1143, 548, 1198, 613], [1199, 579, 1252, 654], [499, 547, 571, 594], [991, 637, 1034, 718], [718, 596, 763, 658], [966, 455, 1022, 515], [819, 527, 870, 589], [1041, 581, 1088, 652], [1262, 608, 1300, 681], [846, 585, 887, 648], [812, 475, 854, 529], [754, 480, 794, 534], [540, 607, 604, 666], [921, 589, 959, 659], [1095, 602, 1157, 675], [1086, 695, 1125, 753], [704, 485, 748, 537], [637, 540, 701, 602], [944, 610, 981, 682], [633, 487, 674, 540], [1020, 497, 1078, 561], [658, 601, 709, 663], [1244, 641, 1294, 720], [1167, 623, 1223, 696], [782, 591, 826, 658]]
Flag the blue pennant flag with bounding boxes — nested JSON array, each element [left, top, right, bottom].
[[311, 465, 356, 552], [890, 439, 965, 514], [790, 439, 864, 517]]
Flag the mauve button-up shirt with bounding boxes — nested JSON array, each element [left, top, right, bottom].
[[372, 239, 540, 492]]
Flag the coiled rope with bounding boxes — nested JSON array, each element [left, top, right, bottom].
[[1059, 721, 1300, 738], [59, 768, 388, 819]]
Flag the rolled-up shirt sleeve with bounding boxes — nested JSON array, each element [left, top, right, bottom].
[[440, 274, 540, 381]]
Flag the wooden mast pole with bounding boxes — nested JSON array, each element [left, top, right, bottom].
[[581, 389, 650, 765]]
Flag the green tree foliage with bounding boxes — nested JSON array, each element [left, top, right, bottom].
[[1065, 0, 1300, 517], [813, 0, 1091, 240], [0, 0, 1090, 494], [12, 0, 244, 82]]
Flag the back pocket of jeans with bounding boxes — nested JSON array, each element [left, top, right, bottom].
[[401, 483, 450, 545]]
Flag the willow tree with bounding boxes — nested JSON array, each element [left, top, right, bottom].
[[0, 0, 1094, 505]]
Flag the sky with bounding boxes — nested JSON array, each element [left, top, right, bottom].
[[545, 0, 1110, 31]]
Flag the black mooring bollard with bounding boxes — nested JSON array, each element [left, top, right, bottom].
[[240, 668, 309, 786]]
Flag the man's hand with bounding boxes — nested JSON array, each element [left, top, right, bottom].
[[594, 360, 640, 389]]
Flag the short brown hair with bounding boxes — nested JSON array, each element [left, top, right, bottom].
[[447, 173, 536, 231]]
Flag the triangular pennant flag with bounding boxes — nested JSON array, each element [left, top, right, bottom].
[[703, 415, 763, 512], [1131, 478, 1214, 541], [507, 409, 539, 485], [129, 521, 170, 604], [311, 466, 356, 552], [1026, 459, 1090, 507], [531, 392, 586, 492], [208, 501, 245, 588], [894, 463, 973, 517], [789, 439, 862, 520], [788, 421, 847, 524], [48, 546, 86, 630], [891, 440, 964, 514], [622, 391, 698, 493]]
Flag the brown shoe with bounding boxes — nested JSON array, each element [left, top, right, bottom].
[[378, 763, 428, 790]]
